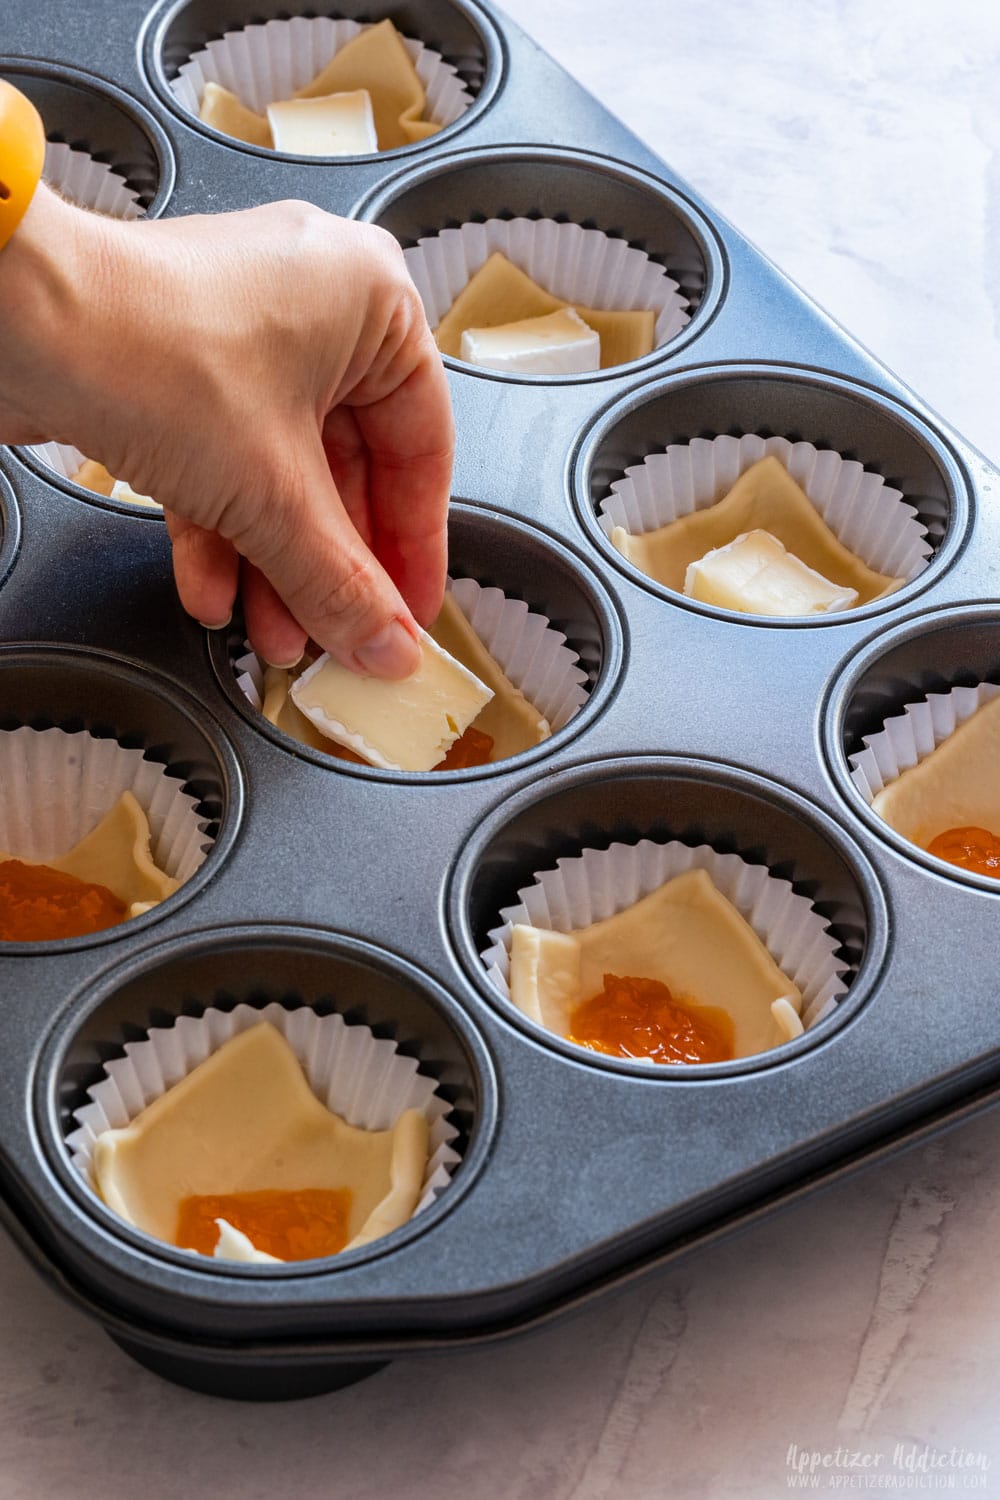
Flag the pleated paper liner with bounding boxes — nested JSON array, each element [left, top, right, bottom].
[[848, 680, 1000, 810], [169, 16, 474, 149], [405, 216, 690, 368], [66, 1000, 462, 1262], [599, 433, 932, 594], [481, 837, 850, 1045], [234, 575, 591, 761], [43, 140, 145, 220], [0, 726, 210, 888]]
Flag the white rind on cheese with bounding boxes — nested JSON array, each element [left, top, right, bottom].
[[460, 308, 601, 376], [267, 90, 378, 156], [684, 529, 859, 615], [213, 1218, 282, 1264], [508, 867, 803, 1060], [290, 629, 494, 771]]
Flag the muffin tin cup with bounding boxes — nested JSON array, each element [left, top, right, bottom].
[[144, 0, 503, 159], [212, 501, 624, 778], [827, 605, 1000, 889], [449, 755, 888, 1078], [0, 58, 175, 217], [67, 999, 462, 1265], [39, 926, 495, 1281], [574, 364, 971, 619], [0, 473, 22, 601], [0, 646, 240, 950], [359, 146, 725, 380]]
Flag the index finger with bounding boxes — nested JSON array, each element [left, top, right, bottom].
[[347, 332, 454, 629]]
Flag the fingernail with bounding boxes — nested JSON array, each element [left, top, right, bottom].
[[263, 651, 304, 671], [197, 612, 232, 631], [354, 619, 420, 679]]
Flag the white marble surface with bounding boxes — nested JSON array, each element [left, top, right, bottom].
[[3, 4, 1000, 1497]]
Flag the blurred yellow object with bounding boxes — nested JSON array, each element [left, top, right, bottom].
[[0, 80, 45, 253]]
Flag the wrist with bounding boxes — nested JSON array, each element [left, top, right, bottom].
[[0, 183, 119, 445]]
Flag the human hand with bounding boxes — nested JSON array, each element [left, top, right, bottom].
[[0, 185, 454, 677]]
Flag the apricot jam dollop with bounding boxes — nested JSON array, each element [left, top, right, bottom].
[[435, 724, 494, 770], [568, 973, 735, 1065], [176, 1187, 354, 1261], [926, 826, 1000, 877], [0, 858, 127, 941]]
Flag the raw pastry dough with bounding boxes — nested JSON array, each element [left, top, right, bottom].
[[92, 1023, 430, 1255], [612, 456, 903, 604], [429, 592, 550, 759], [509, 867, 804, 1059], [293, 19, 437, 150], [434, 253, 656, 369], [0, 790, 178, 916], [871, 692, 1000, 848], [198, 81, 272, 148]]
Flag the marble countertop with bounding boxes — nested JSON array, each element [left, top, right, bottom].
[[3, 3, 999, 1497]]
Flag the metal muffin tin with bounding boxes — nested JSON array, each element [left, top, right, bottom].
[[2, 0, 999, 1401]]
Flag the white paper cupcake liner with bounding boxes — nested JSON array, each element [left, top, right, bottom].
[[43, 141, 144, 219], [234, 574, 590, 746], [406, 217, 690, 356], [599, 432, 931, 584], [0, 726, 210, 884], [482, 838, 850, 1032], [66, 1001, 462, 1232], [170, 16, 474, 141], [847, 680, 1000, 805], [26, 442, 162, 510]]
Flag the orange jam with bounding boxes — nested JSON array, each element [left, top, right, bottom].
[[568, 973, 735, 1065], [435, 724, 495, 770], [0, 858, 127, 941], [926, 825, 1000, 877], [176, 1187, 354, 1261]]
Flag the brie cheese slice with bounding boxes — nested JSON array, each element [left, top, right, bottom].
[[684, 529, 859, 615], [213, 1218, 281, 1265], [509, 867, 803, 1059], [267, 90, 378, 156], [871, 692, 1000, 848], [612, 456, 903, 604], [92, 1023, 429, 1254], [290, 629, 493, 771], [460, 308, 601, 376]]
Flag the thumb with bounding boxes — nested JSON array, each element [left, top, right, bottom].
[[236, 433, 422, 680]]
